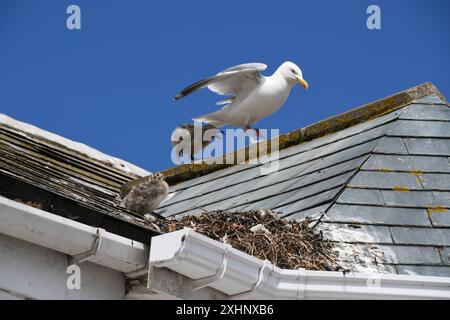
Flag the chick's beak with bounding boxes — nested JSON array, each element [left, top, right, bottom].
[[296, 76, 309, 90]]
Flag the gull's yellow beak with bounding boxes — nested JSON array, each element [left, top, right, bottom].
[[296, 76, 309, 90]]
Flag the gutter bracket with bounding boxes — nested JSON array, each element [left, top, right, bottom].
[[125, 264, 150, 279], [191, 246, 231, 291], [297, 268, 306, 299], [68, 228, 104, 266], [230, 260, 272, 300]]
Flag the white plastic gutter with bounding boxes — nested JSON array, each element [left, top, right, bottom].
[[0, 196, 148, 274], [2, 195, 450, 299], [149, 228, 450, 300]]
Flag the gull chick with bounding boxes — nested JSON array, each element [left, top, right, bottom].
[[174, 61, 308, 136], [171, 123, 222, 161], [119, 172, 168, 220]]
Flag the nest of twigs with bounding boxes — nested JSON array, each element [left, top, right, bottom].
[[154, 209, 341, 271]]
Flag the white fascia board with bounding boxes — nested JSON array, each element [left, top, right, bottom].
[[0, 196, 148, 274], [149, 228, 450, 300]]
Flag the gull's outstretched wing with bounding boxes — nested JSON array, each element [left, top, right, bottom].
[[174, 63, 267, 100]]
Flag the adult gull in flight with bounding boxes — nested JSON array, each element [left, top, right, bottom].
[[174, 61, 308, 135]]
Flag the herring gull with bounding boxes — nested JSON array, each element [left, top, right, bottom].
[[174, 61, 308, 135], [119, 172, 168, 220]]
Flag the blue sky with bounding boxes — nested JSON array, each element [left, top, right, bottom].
[[1, 0, 449, 172]]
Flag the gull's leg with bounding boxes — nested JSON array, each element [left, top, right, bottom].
[[244, 126, 265, 145], [245, 126, 263, 138], [254, 128, 262, 138]]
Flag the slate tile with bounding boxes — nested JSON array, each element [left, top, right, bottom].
[[332, 243, 385, 263], [350, 263, 398, 274], [412, 94, 447, 105], [375, 245, 442, 265], [278, 145, 327, 170], [319, 223, 393, 244], [299, 155, 368, 178], [373, 137, 408, 154], [162, 166, 281, 209], [388, 120, 450, 138], [192, 167, 352, 215], [166, 135, 380, 209], [276, 188, 341, 217], [280, 138, 377, 171], [172, 110, 398, 192], [334, 243, 441, 265], [336, 188, 384, 206], [241, 182, 338, 214], [273, 172, 353, 209], [289, 203, 331, 220], [186, 144, 368, 210], [289, 162, 357, 190], [381, 190, 450, 208], [325, 204, 431, 226], [280, 110, 399, 159], [252, 159, 319, 188], [420, 173, 450, 190], [160, 155, 360, 216], [362, 154, 450, 173], [428, 208, 450, 227], [169, 163, 259, 193], [295, 145, 373, 177], [403, 138, 450, 156], [163, 125, 387, 212], [396, 265, 450, 277], [162, 158, 304, 209], [390, 227, 450, 246], [440, 247, 450, 265], [275, 133, 328, 159], [400, 103, 450, 121], [314, 123, 391, 157], [326, 109, 400, 142], [349, 171, 422, 190]]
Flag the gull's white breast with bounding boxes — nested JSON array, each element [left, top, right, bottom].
[[225, 76, 291, 127]]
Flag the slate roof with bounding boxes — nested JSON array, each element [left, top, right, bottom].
[[1, 82, 449, 277], [156, 83, 450, 277]]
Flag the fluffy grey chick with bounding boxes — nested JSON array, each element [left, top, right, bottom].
[[171, 123, 222, 161], [119, 172, 168, 221]]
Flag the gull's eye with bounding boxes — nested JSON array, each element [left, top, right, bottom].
[[291, 69, 296, 74]]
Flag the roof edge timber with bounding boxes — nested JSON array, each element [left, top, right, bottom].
[[0, 115, 149, 179], [162, 82, 446, 186]]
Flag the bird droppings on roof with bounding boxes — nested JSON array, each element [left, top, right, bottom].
[[154, 209, 344, 271]]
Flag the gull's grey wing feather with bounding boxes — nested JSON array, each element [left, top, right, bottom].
[[174, 63, 267, 100], [215, 97, 235, 106], [218, 63, 267, 74]]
